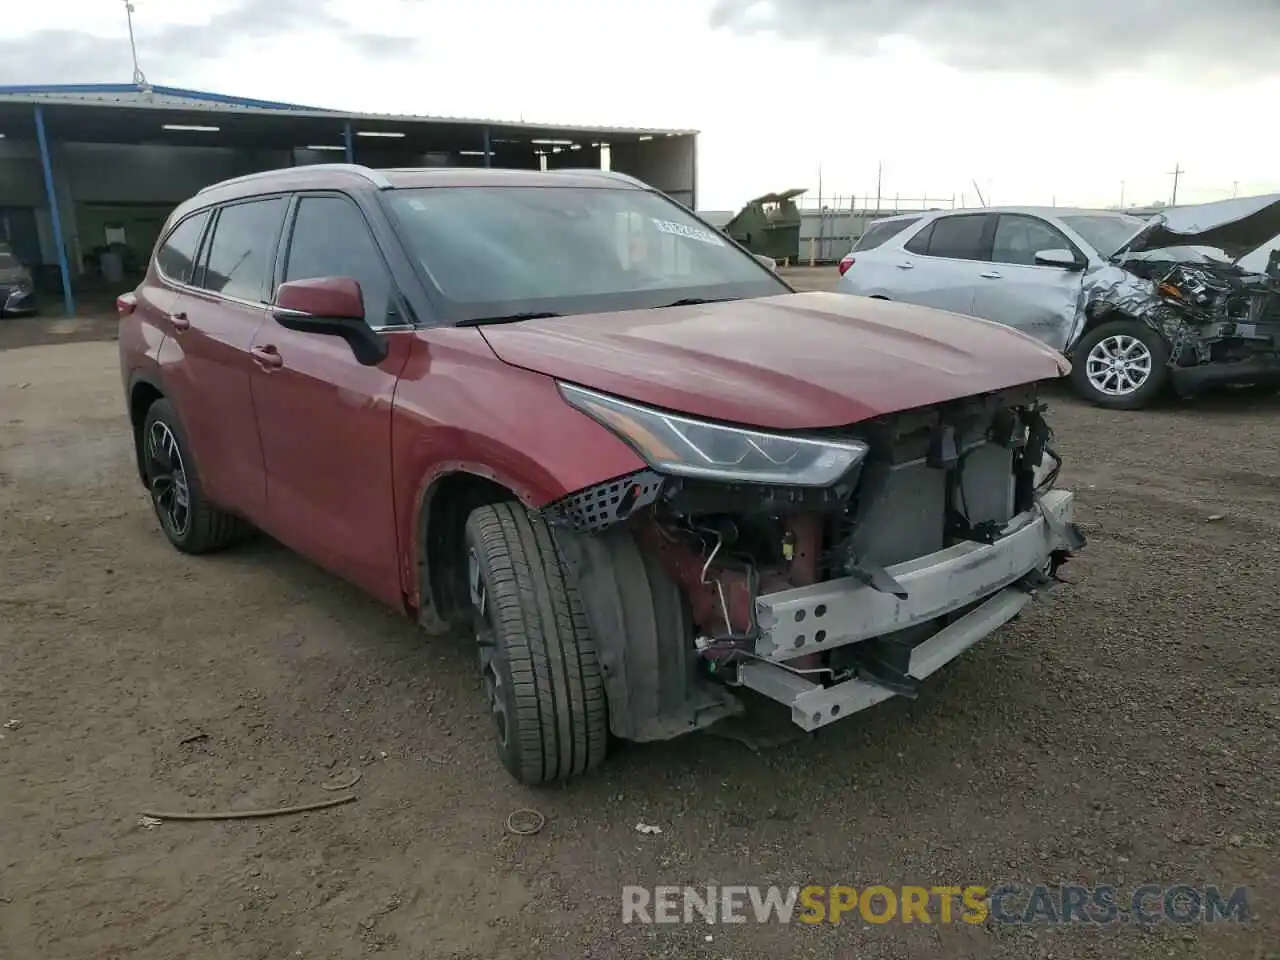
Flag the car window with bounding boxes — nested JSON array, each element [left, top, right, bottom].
[[904, 221, 935, 255], [383, 185, 786, 323], [200, 197, 288, 302], [283, 196, 395, 326], [854, 218, 920, 252], [155, 211, 210, 285], [1058, 214, 1147, 257], [919, 214, 992, 261], [991, 215, 1074, 266]]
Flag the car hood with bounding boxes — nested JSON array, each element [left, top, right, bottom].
[[0, 267, 28, 284], [478, 292, 1070, 430], [1116, 193, 1280, 260]]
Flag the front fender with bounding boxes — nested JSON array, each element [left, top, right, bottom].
[[391, 330, 646, 610]]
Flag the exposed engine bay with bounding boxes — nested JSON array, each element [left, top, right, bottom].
[[1081, 194, 1280, 392], [545, 384, 1084, 739]]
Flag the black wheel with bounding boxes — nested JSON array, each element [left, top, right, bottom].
[[141, 398, 250, 554], [1070, 319, 1170, 410], [464, 502, 608, 784]]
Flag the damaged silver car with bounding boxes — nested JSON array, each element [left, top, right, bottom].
[[837, 196, 1280, 408]]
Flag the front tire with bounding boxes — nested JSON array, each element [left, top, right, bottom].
[[141, 398, 249, 554], [464, 502, 608, 784], [1071, 319, 1169, 410]]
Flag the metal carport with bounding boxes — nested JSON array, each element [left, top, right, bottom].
[[0, 84, 698, 316]]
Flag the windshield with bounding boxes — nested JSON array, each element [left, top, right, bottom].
[[383, 185, 786, 322], [1058, 214, 1147, 257]]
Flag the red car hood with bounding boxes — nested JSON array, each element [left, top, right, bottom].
[[479, 292, 1070, 430]]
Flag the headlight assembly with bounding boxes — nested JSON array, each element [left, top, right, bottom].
[[559, 382, 868, 487]]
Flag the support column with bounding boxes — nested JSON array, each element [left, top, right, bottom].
[[34, 106, 74, 317], [344, 121, 354, 164], [483, 126, 492, 168]]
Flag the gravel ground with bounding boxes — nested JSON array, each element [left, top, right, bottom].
[[1, 288, 1277, 958]]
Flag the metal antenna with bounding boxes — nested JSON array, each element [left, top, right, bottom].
[[122, 1, 148, 88]]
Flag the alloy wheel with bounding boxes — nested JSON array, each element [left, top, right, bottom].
[[1085, 333, 1153, 397], [146, 420, 191, 538]]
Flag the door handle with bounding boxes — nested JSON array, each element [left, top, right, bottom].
[[169, 311, 190, 331], [896, 262, 914, 270], [979, 271, 1002, 279], [250, 345, 283, 370]]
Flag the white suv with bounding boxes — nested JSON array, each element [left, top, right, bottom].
[[836, 208, 1152, 406]]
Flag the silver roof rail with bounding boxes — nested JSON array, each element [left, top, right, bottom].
[[198, 163, 393, 194]]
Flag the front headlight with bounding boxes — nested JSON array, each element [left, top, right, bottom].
[[559, 382, 868, 487]]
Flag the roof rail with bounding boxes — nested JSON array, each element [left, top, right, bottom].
[[197, 163, 392, 194]]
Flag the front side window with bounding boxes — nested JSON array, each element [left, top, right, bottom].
[[200, 197, 288, 302], [283, 196, 395, 326], [991, 215, 1074, 266], [155, 210, 210, 284], [383, 185, 786, 322]]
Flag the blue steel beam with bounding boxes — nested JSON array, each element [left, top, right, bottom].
[[483, 126, 492, 168], [344, 121, 354, 164], [33, 106, 74, 317]]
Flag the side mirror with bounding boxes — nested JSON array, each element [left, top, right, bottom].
[[1033, 248, 1084, 271], [753, 253, 778, 273], [272, 277, 388, 366]]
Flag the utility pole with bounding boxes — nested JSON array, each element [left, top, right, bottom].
[[1169, 162, 1184, 207], [874, 161, 883, 214], [1120, 180, 1125, 209], [122, 0, 148, 87], [1232, 181, 1239, 198]]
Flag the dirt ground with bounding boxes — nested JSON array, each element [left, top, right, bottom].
[[1, 278, 1277, 958]]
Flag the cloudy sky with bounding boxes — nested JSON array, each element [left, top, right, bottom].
[[7, 0, 1280, 211]]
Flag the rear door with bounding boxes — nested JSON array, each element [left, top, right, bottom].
[[890, 213, 996, 315], [162, 195, 289, 519], [837, 216, 921, 294], [970, 213, 1084, 350], [247, 192, 412, 607]]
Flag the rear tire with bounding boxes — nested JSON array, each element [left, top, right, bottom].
[[464, 502, 608, 784], [141, 398, 250, 554], [1070, 319, 1169, 410]]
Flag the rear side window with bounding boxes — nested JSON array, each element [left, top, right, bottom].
[[283, 196, 395, 326], [200, 197, 289, 302], [155, 211, 210, 284], [855, 218, 920, 252], [907, 214, 991, 261]]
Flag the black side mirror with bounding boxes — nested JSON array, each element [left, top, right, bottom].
[[273, 277, 388, 366], [1033, 248, 1085, 272]]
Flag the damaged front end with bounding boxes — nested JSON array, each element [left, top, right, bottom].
[[542, 383, 1084, 740], [1080, 194, 1280, 394]]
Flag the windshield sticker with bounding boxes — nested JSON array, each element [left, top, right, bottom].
[[651, 219, 724, 246]]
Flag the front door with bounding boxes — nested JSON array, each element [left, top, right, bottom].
[[248, 193, 411, 607], [161, 196, 289, 519], [970, 214, 1084, 351]]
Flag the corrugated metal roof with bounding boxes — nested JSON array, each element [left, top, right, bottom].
[[0, 83, 698, 137]]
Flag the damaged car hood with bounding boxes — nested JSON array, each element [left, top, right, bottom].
[[478, 292, 1070, 430], [1116, 193, 1280, 261]]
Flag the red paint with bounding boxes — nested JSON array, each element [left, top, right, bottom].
[[119, 166, 1066, 629], [479, 292, 1069, 429], [275, 276, 363, 318]]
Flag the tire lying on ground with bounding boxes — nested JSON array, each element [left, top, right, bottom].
[[1071, 318, 1170, 410], [141, 398, 251, 554], [464, 502, 609, 784]]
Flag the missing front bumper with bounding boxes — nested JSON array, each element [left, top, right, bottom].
[[738, 489, 1077, 731]]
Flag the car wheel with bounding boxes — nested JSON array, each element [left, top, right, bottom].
[[464, 502, 608, 784], [141, 398, 250, 553], [1071, 319, 1170, 410]]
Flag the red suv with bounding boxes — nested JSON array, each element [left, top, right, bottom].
[[118, 164, 1084, 783]]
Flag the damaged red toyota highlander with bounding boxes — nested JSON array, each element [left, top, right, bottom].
[[117, 165, 1085, 783]]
